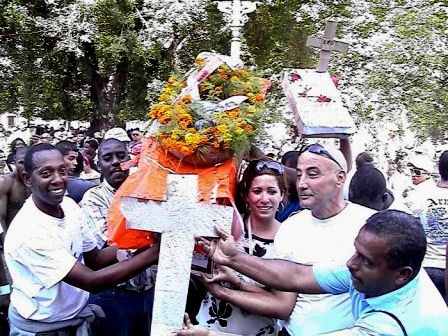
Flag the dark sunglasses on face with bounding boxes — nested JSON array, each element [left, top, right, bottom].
[[132, 133, 139, 136], [411, 168, 426, 176], [299, 143, 343, 170], [248, 160, 284, 175]]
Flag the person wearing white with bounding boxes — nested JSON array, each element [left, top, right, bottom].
[[274, 144, 375, 336], [4, 144, 159, 335], [275, 203, 374, 335]]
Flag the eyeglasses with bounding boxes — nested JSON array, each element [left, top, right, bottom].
[[248, 160, 284, 175], [299, 143, 343, 169], [131, 133, 140, 136], [411, 168, 426, 176]]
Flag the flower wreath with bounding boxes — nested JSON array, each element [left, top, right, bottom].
[[147, 53, 270, 161]]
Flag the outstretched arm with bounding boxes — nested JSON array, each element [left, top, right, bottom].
[[197, 228, 324, 294], [63, 240, 159, 293]]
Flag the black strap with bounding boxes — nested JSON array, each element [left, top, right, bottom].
[[367, 309, 408, 336]]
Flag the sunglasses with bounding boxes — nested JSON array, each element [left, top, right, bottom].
[[411, 168, 426, 176], [132, 133, 140, 136], [248, 160, 284, 175], [299, 143, 343, 169]]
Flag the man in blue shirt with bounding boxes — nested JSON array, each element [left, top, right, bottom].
[[198, 210, 448, 335]]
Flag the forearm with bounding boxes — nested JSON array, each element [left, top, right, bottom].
[[227, 253, 321, 293], [86, 245, 118, 270], [217, 286, 293, 319], [69, 245, 158, 293]]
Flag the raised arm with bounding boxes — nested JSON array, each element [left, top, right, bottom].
[[197, 227, 324, 294]]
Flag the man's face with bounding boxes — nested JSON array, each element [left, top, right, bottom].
[[410, 166, 428, 185], [131, 131, 141, 142], [63, 150, 78, 176], [23, 149, 68, 216], [98, 141, 129, 189], [296, 151, 344, 213], [83, 143, 95, 157], [346, 229, 398, 298], [15, 151, 27, 178]]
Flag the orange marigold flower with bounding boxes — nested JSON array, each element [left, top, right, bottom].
[[182, 95, 192, 104], [245, 125, 254, 132], [255, 93, 264, 102], [228, 109, 240, 118]]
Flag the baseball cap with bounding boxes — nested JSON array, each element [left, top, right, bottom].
[[408, 154, 434, 173], [104, 127, 131, 142]]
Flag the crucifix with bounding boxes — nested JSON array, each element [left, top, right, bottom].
[[306, 19, 349, 73], [121, 174, 233, 335], [215, 0, 260, 63]]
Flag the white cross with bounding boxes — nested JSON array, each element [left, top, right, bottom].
[[121, 174, 233, 335], [306, 19, 349, 73], [215, 0, 260, 62]]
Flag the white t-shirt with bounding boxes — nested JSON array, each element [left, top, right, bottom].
[[274, 202, 375, 336], [407, 184, 448, 269], [5, 196, 97, 322]]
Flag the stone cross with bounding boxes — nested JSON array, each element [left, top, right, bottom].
[[215, 0, 260, 63], [306, 19, 349, 73], [121, 174, 233, 335]]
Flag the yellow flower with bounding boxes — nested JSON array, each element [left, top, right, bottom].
[[217, 124, 228, 133], [230, 76, 240, 82]]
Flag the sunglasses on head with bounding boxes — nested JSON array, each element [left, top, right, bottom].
[[299, 143, 343, 169], [248, 160, 284, 175]]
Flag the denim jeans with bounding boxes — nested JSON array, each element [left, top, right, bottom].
[[88, 286, 154, 336]]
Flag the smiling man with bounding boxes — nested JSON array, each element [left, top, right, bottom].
[[81, 138, 155, 336], [272, 143, 375, 335], [198, 210, 448, 335], [4, 143, 159, 335]]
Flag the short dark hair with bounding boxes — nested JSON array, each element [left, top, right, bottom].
[[24, 143, 57, 174], [349, 166, 387, 210], [98, 138, 127, 158], [438, 150, 448, 181], [363, 210, 426, 277], [55, 140, 78, 156], [10, 138, 25, 153], [281, 151, 299, 169], [86, 139, 99, 150], [356, 152, 374, 168]]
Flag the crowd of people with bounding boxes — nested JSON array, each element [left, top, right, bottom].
[[0, 124, 446, 336]]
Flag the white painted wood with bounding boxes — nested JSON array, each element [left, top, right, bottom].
[[121, 174, 233, 335], [281, 69, 356, 136]]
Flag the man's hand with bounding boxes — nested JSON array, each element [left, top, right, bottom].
[[195, 227, 238, 266], [173, 313, 210, 336]]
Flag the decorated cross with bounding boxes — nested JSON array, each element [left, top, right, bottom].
[[215, 0, 260, 63], [120, 174, 233, 335], [306, 19, 349, 73]]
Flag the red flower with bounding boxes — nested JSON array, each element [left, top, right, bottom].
[[317, 95, 332, 103]]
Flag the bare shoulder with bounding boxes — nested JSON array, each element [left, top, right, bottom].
[[0, 174, 14, 193]]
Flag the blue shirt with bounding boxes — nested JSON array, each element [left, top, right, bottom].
[[314, 265, 448, 335]]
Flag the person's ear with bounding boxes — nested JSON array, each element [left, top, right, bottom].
[[395, 266, 413, 286], [336, 170, 346, 187], [22, 171, 32, 188]]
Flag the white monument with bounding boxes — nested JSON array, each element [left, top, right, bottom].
[[215, 0, 260, 63], [281, 19, 356, 137]]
